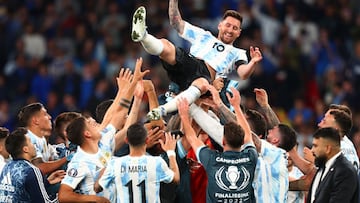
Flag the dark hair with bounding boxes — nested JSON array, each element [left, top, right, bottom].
[[329, 104, 352, 117], [313, 127, 340, 147], [224, 122, 244, 148], [127, 123, 147, 147], [5, 127, 28, 159], [54, 112, 82, 140], [277, 124, 297, 152], [329, 109, 352, 136], [222, 10, 243, 24], [165, 113, 181, 132], [17, 103, 44, 127], [0, 127, 9, 140], [246, 109, 267, 138], [66, 116, 87, 146], [95, 99, 114, 123]]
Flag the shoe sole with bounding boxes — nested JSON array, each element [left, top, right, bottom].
[[146, 110, 161, 121], [131, 6, 146, 42]]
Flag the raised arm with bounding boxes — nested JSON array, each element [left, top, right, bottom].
[[169, 0, 185, 34], [159, 132, 180, 184], [143, 80, 165, 129], [108, 58, 149, 130], [99, 68, 132, 130], [237, 46, 262, 80], [177, 98, 205, 153], [114, 81, 145, 151], [254, 88, 280, 128], [227, 87, 252, 144]]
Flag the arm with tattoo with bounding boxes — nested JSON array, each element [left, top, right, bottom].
[[217, 104, 237, 124], [254, 88, 280, 128], [169, 0, 185, 34], [261, 105, 280, 129]]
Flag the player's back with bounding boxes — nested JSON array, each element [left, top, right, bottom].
[[101, 155, 175, 203]]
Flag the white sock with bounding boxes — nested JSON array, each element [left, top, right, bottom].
[[140, 33, 164, 55], [160, 86, 201, 115]]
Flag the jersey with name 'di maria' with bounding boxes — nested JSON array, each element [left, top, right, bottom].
[[98, 155, 174, 203]]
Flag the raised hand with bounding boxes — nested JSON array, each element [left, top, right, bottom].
[[142, 79, 155, 93], [249, 46, 262, 63], [207, 84, 223, 107], [177, 97, 190, 122], [226, 87, 241, 108], [145, 126, 164, 149], [159, 132, 177, 152], [134, 80, 145, 99], [117, 68, 133, 91], [212, 77, 224, 92], [133, 57, 150, 82], [254, 88, 269, 108]]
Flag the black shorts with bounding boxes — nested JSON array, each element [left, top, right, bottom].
[[160, 47, 212, 91]]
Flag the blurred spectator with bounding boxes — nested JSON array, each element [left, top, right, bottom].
[[0, 0, 359, 139]]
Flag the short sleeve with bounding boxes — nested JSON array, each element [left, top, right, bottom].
[[156, 157, 174, 183], [61, 161, 88, 189]]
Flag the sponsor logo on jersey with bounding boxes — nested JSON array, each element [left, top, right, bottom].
[[0, 172, 15, 192]]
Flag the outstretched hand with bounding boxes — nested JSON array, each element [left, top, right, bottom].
[[249, 46, 262, 63], [47, 170, 66, 185], [177, 97, 190, 122], [207, 84, 223, 107], [226, 87, 241, 107], [254, 88, 269, 108], [159, 132, 177, 152], [133, 57, 150, 82], [117, 68, 133, 91]]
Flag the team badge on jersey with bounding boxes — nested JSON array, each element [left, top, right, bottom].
[[68, 168, 78, 177], [215, 166, 250, 191]]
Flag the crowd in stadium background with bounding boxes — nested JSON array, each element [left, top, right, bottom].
[[0, 0, 360, 156]]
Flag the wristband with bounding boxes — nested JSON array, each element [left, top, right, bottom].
[[166, 150, 176, 157]]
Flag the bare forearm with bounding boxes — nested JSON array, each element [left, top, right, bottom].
[[237, 61, 256, 80], [216, 104, 236, 124], [169, 0, 184, 33], [34, 158, 67, 175], [261, 105, 280, 128], [251, 132, 262, 152], [289, 150, 315, 174], [233, 106, 252, 143]]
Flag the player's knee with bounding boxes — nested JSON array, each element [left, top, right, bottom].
[[159, 39, 176, 64], [192, 78, 209, 93]]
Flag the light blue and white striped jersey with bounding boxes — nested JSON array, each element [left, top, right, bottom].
[[61, 124, 116, 200], [98, 155, 174, 203], [253, 140, 288, 203], [287, 166, 305, 203], [341, 136, 359, 171], [181, 22, 248, 78], [27, 130, 54, 162]]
